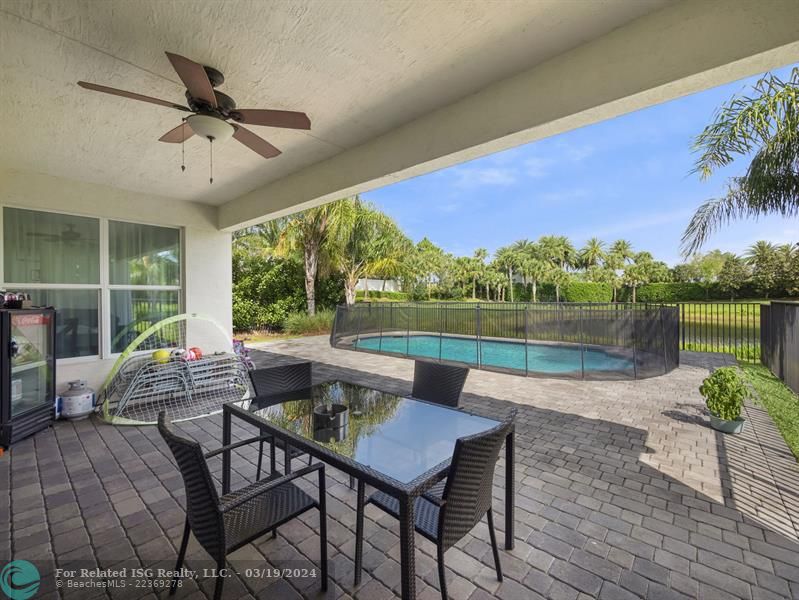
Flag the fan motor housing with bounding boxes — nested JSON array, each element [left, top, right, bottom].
[[185, 89, 237, 117]]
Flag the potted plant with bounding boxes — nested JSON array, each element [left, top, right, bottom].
[[699, 366, 750, 434]]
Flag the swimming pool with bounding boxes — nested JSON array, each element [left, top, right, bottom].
[[332, 302, 679, 380], [356, 334, 634, 375]]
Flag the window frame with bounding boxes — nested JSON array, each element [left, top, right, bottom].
[[0, 205, 184, 363]]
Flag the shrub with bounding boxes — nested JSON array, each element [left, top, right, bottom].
[[699, 367, 750, 420], [232, 248, 344, 331], [625, 281, 764, 303], [232, 298, 265, 331], [628, 283, 706, 302], [355, 290, 409, 301], [283, 310, 335, 336], [562, 282, 613, 303]]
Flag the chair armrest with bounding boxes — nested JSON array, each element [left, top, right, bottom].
[[204, 434, 274, 459], [219, 462, 325, 513], [421, 477, 448, 507]]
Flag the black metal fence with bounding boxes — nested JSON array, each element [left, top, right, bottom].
[[331, 302, 679, 380], [671, 302, 761, 362], [761, 301, 799, 394]]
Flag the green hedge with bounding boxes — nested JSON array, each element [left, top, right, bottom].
[[626, 283, 707, 303], [618, 282, 763, 303], [562, 282, 613, 303], [355, 290, 409, 301]]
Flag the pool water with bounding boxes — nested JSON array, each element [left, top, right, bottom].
[[356, 334, 633, 374]]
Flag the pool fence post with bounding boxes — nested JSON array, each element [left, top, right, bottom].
[[477, 303, 482, 368], [660, 307, 667, 374], [632, 307, 638, 379], [406, 304, 410, 356], [355, 304, 363, 350], [378, 302, 384, 353], [524, 306, 529, 376], [439, 302, 444, 362], [579, 306, 585, 380]]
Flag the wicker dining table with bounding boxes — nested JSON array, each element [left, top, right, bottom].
[[221, 379, 515, 600]]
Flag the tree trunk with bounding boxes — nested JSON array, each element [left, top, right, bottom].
[[304, 244, 318, 315], [382, 279, 387, 292], [532, 281, 537, 303], [364, 278, 369, 299], [472, 278, 476, 299], [508, 267, 514, 302], [632, 286, 637, 303], [344, 275, 357, 306], [555, 284, 560, 303]]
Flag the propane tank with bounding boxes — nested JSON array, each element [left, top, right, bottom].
[[60, 380, 95, 420]]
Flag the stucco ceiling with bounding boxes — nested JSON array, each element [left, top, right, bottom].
[[0, 0, 670, 206]]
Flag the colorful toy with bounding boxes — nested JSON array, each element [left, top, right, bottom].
[[99, 314, 249, 425], [152, 349, 171, 364]]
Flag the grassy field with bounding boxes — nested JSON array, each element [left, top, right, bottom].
[[741, 364, 799, 460], [676, 301, 763, 362]]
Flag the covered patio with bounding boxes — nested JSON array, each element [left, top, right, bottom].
[[4, 2, 799, 599], [4, 339, 798, 599]]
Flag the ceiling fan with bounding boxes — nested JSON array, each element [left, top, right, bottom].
[[27, 224, 83, 243], [77, 51, 311, 181]]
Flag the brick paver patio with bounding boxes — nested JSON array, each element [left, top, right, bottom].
[[2, 335, 799, 599]]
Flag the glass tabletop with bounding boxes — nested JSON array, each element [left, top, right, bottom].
[[234, 380, 499, 484]]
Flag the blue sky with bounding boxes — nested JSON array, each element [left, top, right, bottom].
[[363, 64, 799, 266]]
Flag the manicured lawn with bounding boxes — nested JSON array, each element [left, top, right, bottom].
[[677, 301, 764, 362], [741, 363, 799, 460]]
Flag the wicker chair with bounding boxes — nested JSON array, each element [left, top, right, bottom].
[[158, 412, 327, 600], [411, 360, 469, 407], [354, 409, 515, 599], [249, 362, 313, 477]]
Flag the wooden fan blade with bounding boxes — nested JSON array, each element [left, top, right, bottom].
[[165, 52, 217, 108], [233, 125, 281, 159], [233, 109, 311, 130], [77, 81, 190, 111], [158, 122, 195, 143]]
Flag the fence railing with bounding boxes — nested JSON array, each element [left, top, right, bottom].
[[761, 301, 799, 394], [331, 302, 679, 380], [667, 302, 761, 362]]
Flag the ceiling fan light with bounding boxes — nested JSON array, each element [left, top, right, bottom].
[[186, 114, 234, 143]]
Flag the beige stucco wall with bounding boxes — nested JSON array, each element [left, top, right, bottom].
[[0, 168, 232, 390]]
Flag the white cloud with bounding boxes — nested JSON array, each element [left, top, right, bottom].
[[535, 188, 589, 203], [555, 142, 594, 162], [453, 166, 517, 187], [524, 157, 553, 178], [583, 208, 695, 239]]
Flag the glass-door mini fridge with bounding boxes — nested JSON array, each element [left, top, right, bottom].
[[0, 308, 56, 448]]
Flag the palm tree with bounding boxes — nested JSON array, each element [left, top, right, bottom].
[[539, 235, 576, 271], [469, 248, 488, 300], [546, 267, 570, 302], [682, 68, 799, 253], [494, 246, 521, 302], [277, 199, 347, 315], [580, 238, 606, 269], [609, 239, 634, 264], [521, 257, 548, 303], [330, 199, 404, 306], [745, 240, 776, 265]]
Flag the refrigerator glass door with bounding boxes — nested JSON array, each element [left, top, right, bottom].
[[10, 311, 53, 417]]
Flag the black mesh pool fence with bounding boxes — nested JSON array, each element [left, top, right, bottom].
[[331, 302, 680, 380]]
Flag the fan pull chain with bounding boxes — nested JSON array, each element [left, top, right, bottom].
[[181, 120, 186, 172], [209, 137, 214, 184]]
